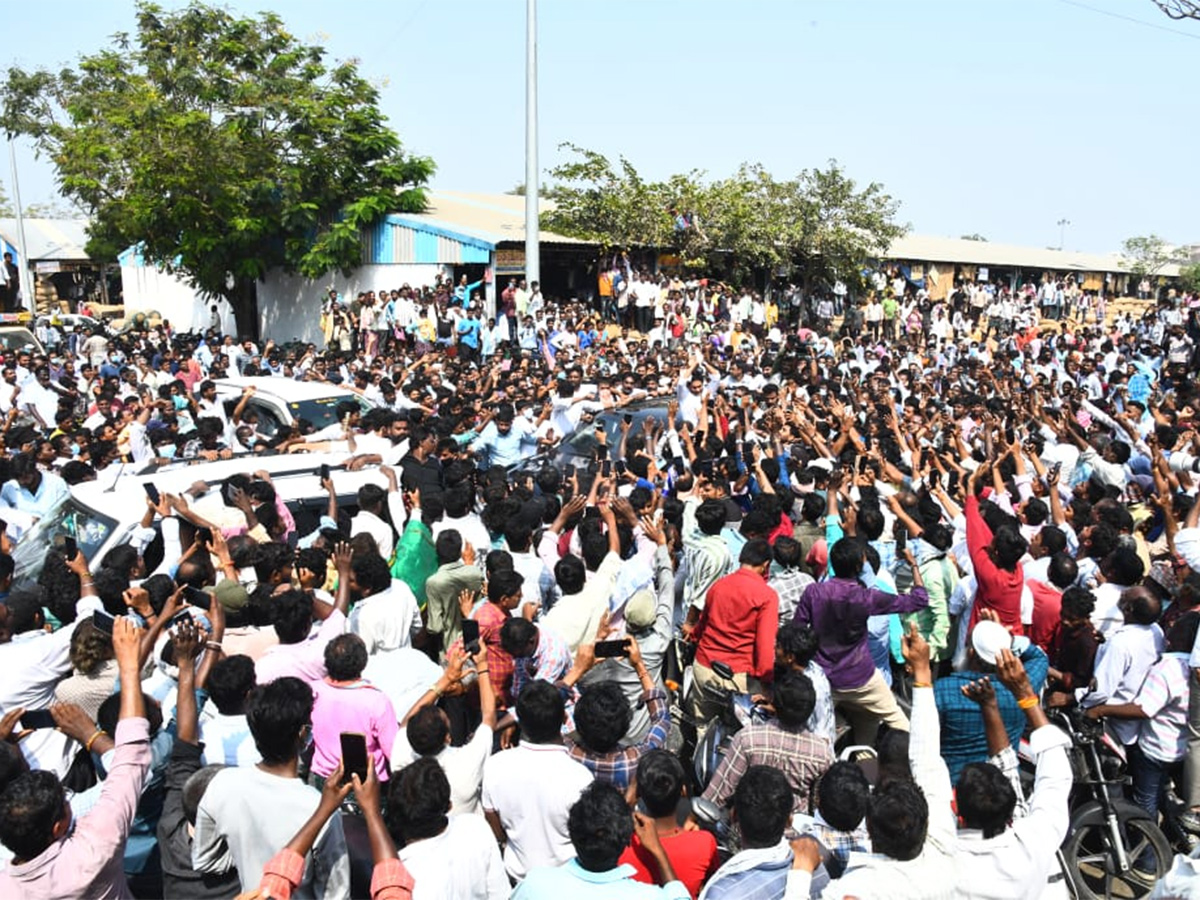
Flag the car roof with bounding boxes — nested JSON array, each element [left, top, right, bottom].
[[213, 376, 361, 403], [69, 450, 385, 512]]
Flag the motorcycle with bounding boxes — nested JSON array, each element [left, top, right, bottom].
[[1020, 708, 1173, 900], [685, 659, 768, 792]]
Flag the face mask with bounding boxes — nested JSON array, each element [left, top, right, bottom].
[[173, 395, 188, 410], [521, 408, 534, 421], [159, 444, 178, 459], [70, 442, 80, 458]]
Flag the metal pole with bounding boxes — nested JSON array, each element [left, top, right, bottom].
[[524, 0, 540, 288], [7, 140, 34, 313]]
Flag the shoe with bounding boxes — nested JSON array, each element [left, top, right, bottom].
[[1177, 811, 1200, 835]]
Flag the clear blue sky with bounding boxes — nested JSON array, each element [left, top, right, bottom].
[[6, 0, 1199, 253]]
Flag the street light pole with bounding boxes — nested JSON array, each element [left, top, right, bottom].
[[7, 139, 33, 313], [1057, 218, 1070, 252], [524, 0, 540, 288]]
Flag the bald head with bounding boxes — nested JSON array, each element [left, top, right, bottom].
[[1120, 587, 1160, 626]]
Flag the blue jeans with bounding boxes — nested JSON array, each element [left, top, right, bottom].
[[1129, 743, 1178, 820]]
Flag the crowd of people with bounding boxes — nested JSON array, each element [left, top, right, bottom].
[[1, 268, 1200, 899]]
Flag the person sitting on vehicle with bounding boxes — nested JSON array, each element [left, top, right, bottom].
[[1044, 586, 1101, 707], [1084, 612, 1197, 821], [702, 669, 833, 815], [952, 650, 1073, 899]]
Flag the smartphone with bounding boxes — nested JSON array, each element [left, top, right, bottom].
[[92, 609, 116, 635], [563, 463, 576, 480], [896, 525, 908, 554], [601, 460, 612, 478], [699, 458, 714, 479], [319, 463, 331, 483], [340, 732, 370, 783], [614, 460, 627, 476], [195, 527, 213, 548], [594, 638, 630, 658], [1049, 461, 1063, 481], [182, 585, 212, 610], [61, 535, 77, 559], [623, 413, 634, 425], [20, 709, 57, 731], [461, 618, 480, 655], [143, 482, 161, 506], [169, 609, 194, 629]]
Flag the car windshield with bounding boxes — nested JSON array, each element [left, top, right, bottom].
[[0, 329, 40, 353], [11, 496, 118, 587], [288, 396, 373, 432], [563, 406, 669, 459]]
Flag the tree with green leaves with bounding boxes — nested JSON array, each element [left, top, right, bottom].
[[1121, 234, 1177, 279], [1180, 262, 1200, 294], [2, 2, 433, 336], [542, 145, 905, 290]]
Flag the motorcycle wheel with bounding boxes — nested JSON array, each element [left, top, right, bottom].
[[1061, 803, 1173, 900]]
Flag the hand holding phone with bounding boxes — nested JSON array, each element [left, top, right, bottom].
[[340, 732, 370, 783], [92, 610, 116, 635], [594, 638, 630, 658], [19, 709, 57, 731], [144, 482, 161, 506], [61, 536, 78, 560], [461, 618, 481, 655]]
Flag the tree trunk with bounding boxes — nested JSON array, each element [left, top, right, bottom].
[[228, 278, 259, 341]]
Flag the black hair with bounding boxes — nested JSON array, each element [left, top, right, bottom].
[[253, 541, 295, 585], [324, 633, 368, 681], [636, 749, 685, 818], [1103, 546, 1145, 587], [245, 677, 313, 766], [1060, 586, 1096, 620], [816, 761, 871, 831], [357, 483, 386, 514], [406, 706, 449, 757], [499, 617, 537, 657], [295, 547, 329, 581], [515, 679, 564, 744], [776, 623, 819, 667], [206, 654, 256, 715], [1047, 553, 1078, 590], [1023, 498, 1049, 527], [554, 554, 587, 595], [734, 765, 794, 849], [271, 589, 315, 644], [351, 552, 392, 597], [0, 770, 65, 861], [434, 529, 463, 565], [695, 500, 727, 536], [98, 691, 163, 739], [1038, 526, 1067, 556], [574, 682, 633, 754], [868, 778, 928, 861], [956, 763, 1016, 838], [6, 586, 46, 634], [386, 758, 450, 844], [990, 524, 1027, 572], [773, 536, 803, 569], [739, 538, 772, 568], [857, 505, 885, 541], [100, 543, 140, 579], [92, 568, 130, 617], [487, 568, 524, 604], [830, 537, 865, 579], [568, 781, 634, 873], [773, 670, 817, 728]]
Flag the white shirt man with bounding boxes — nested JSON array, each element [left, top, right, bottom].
[[1083, 615, 1164, 745], [481, 741, 593, 882], [398, 812, 509, 900]]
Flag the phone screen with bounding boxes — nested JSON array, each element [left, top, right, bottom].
[[896, 525, 908, 553], [61, 536, 77, 559], [144, 482, 161, 506], [623, 413, 634, 425], [340, 732, 370, 783], [319, 464, 331, 483], [594, 638, 630, 658], [195, 527, 213, 548], [461, 618, 480, 653], [20, 709, 57, 731], [601, 460, 612, 478], [92, 610, 116, 635], [563, 464, 576, 480], [614, 460, 627, 476]]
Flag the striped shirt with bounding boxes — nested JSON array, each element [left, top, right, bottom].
[[701, 719, 833, 815]]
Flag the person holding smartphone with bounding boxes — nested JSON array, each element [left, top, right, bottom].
[[0, 616, 150, 900]]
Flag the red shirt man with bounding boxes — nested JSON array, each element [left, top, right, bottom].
[[966, 494, 1026, 636], [693, 540, 779, 683]]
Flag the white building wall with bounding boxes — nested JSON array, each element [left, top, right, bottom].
[[257, 263, 449, 345], [120, 262, 450, 343], [119, 264, 237, 334]]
